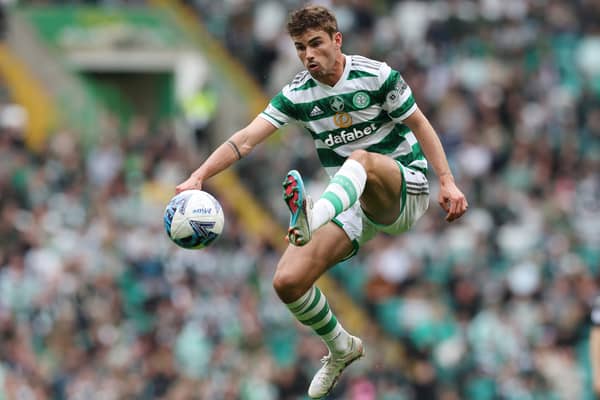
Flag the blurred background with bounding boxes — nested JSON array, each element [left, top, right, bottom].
[[1, 0, 599, 399]]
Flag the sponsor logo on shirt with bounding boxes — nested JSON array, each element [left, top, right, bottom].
[[333, 112, 352, 128], [387, 78, 408, 108], [324, 123, 378, 146], [309, 105, 324, 117], [386, 89, 400, 107], [398, 77, 408, 94]]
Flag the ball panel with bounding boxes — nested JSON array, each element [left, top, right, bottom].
[[163, 203, 175, 237], [172, 234, 206, 249], [170, 211, 192, 239]]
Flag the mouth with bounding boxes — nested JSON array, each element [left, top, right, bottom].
[[307, 62, 320, 72]]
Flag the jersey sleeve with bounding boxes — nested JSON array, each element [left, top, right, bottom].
[[380, 65, 417, 122], [259, 90, 297, 129], [592, 296, 600, 326]]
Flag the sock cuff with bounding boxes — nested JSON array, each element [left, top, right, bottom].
[[344, 159, 367, 185], [285, 286, 315, 311]]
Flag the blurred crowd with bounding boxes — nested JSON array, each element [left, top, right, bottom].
[[0, 108, 308, 399], [1, 0, 600, 399]]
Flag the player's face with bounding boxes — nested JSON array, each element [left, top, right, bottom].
[[292, 29, 343, 85]]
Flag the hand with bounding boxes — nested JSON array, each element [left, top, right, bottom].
[[594, 376, 600, 397], [438, 176, 468, 222], [175, 174, 203, 194]]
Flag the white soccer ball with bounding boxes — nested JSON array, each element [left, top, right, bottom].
[[164, 190, 225, 249]]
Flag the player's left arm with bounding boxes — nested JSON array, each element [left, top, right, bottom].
[[592, 327, 600, 395], [590, 298, 600, 396], [403, 108, 468, 222]]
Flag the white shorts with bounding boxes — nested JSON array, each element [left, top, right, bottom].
[[332, 163, 429, 259]]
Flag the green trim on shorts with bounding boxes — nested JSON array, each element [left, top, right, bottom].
[[363, 161, 407, 229], [399, 161, 407, 216], [331, 217, 360, 261]]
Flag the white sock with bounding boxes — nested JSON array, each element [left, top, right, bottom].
[[310, 159, 367, 231]]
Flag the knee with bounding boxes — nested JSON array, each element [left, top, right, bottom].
[[349, 149, 368, 163], [272, 269, 298, 297], [273, 265, 307, 303], [348, 149, 372, 171]]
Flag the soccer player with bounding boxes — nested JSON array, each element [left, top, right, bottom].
[[590, 296, 600, 396], [176, 5, 468, 398]]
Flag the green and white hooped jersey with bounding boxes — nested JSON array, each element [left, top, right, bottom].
[[260, 54, 427, 177]]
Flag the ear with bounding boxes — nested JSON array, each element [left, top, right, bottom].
[[334, 31, 343, 49]]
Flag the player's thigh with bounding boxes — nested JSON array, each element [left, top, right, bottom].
[[274, 222, 354, 301], [353, 151, 403, 226]]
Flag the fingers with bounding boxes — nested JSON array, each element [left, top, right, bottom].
[[175, 178, 202, 194], [438, 183, 469, 222], [175, 183, 190, 194], [438, 198, 450, 213], [445, 196, 468, 222], [445, 208, 455, 222], [442, 196, 461, 222]]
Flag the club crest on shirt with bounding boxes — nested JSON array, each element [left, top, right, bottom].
[[352, 92, 370, 109]]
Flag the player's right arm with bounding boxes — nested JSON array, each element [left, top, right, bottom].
[[176, 116, 277, 193]]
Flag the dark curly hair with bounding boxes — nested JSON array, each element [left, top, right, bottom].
[[286, 5, 338, 38]]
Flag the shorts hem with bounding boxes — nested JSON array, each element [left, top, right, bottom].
[[332, 217, 360, 261]]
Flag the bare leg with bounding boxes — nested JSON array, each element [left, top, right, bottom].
[[349, 149, 404, 225], [273, 222, 353, 303], [308, 149, 404, 234], [273, 222, 364, 399]]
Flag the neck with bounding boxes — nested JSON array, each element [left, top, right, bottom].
[[319, 54, 346, 86]]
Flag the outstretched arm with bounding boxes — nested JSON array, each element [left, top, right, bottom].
[[403, 107, 468, 222], [592, 327, 600, 395], [591, 306, 600, 396], [176, 116, 277, 193]]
